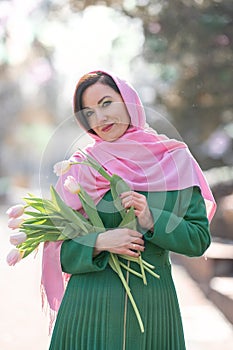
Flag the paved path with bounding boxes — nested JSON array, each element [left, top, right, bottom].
[[173, 261, 233, 350], [1, 205, 233, 349]]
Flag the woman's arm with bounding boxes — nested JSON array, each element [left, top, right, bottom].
[[144, 187, 211, 257], [61, 229, 144, 275], [61, 233, 109, 275]]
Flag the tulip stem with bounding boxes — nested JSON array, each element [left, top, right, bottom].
[[109, 253, 144, 333], [119, 261, 143, 279], [143, 265, 160, 279]]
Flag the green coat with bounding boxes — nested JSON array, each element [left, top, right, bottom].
[[49, 186, 210, 350]]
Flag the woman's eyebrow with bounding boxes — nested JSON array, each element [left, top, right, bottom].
[[97, 95, 111, 105]]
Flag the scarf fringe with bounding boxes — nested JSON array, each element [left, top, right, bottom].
[[40, 283, 57, 335]]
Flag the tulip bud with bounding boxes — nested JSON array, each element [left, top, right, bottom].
[[53, 160, 71, 176], [10, 232, 27, 246], [6, 248, 24, 266], [8, 217, 24, 230], [64, 176, 80, 194], [6, 204, 25, 218]]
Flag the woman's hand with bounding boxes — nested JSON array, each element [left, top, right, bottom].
[[94, 228, 144, 257], [120, 191, 154, 231]]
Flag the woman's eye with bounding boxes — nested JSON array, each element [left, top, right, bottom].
[[102, 100, 111, 107], [84, 110, 93, 118]]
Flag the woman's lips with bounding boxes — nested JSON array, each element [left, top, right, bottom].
[[101, 123, 114, 132]]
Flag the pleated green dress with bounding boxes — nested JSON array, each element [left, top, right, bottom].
[[49, 186, 210, 350]]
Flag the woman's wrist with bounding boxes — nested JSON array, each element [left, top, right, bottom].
[[140, 210, 154, 231], [93, 232, 104, 257]]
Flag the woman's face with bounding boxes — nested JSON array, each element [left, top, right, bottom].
[[82, 83, 131, 142]]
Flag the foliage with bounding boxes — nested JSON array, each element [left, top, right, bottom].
[[120, 0, 233, 168]]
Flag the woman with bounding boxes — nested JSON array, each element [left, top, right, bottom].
[[43, 70, 216, 349]]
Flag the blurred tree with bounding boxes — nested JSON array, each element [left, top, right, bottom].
[[69, 0, 233, 168], [120, 0, 233, 168]]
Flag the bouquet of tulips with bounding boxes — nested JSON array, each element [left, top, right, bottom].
[[6, 151, 159, 333]]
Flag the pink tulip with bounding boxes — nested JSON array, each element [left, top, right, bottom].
[[6, 204, 25, 218], [8, 217, 24, 229], [6, 248, 24, 266], [53, 160, 71, 176], [10, 232, 27, 246], [64, 176, 80, 194]]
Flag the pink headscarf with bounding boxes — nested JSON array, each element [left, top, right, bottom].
[[42, 70, 216, 320]]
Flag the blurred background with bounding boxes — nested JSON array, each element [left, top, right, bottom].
[[0, 0, 233, 349]]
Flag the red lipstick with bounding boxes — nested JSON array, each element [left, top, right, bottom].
[[102, 123, 114, 132]]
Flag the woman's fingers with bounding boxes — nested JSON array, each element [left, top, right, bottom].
[[120, 191, 147, 211], [128, 229, 143, 238], [129, 236, 144, 246], [120, 191, 154, 230], [128, 242, 144, 252], [124, 249, 141, 258], [95, 228, 145, 256]]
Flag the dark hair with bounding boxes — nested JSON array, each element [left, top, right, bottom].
[[73, 71, 120, 133]]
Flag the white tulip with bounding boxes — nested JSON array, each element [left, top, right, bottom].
[[6, 204, 25, 218], [8, 217, 24, 229], [10, 232, 27, 246], [64, 176, 80, 194], [53, 160, 71, 176], [6, 249, 24, 266]]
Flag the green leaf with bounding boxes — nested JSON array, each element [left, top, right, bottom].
[[50, 186, 91, 233], [24, 211, 45, 217], [23, 199, 47, 213], [110, 174, 131, 218], [58, 224, 79, 240], [24, 196, 57, 214], [78, 184, 105, 229], [110, 174, 131, 193], [22, 223, 62, 231], [119, 207, 137, 230], [22, 218, 48, 225], [20, 244, 40, 258], [23, 215, 62, 229]]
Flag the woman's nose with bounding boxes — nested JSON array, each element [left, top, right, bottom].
[[95, 108, 107, 123]]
